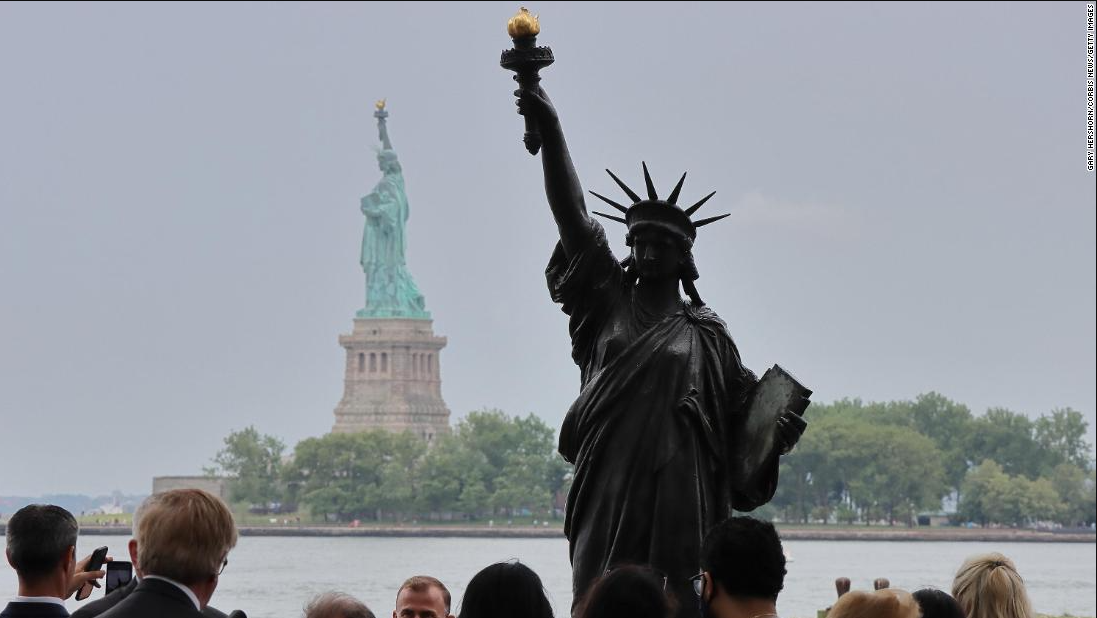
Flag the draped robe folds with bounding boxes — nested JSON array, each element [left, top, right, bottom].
[[359, 158, 427, 317], [360, 172, 407, 272], [546, 220, 782, 616]]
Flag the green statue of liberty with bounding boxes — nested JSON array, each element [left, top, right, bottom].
[[357, 100, 430, 319]]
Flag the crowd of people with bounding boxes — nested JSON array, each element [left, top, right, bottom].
[[3, 489, 1039, 618]]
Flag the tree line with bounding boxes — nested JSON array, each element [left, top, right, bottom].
[[765, 393, 1095, 527], [209, 409, 569, 522], [209, 394, 1095, 527]]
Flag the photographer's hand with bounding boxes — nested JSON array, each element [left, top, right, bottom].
[[68, 553, 111, 600]]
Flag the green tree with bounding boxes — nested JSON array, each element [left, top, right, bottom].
[[776, 414, 867, 524], [968, 408, 1047, 478], [454, 409, 568, 517], [1035, 408, 1094, 469], [492, 452, 553, 516], [906, 392, 974, 493], [773, 444, 821, 524], [846, 425, 947, 526], [458, 478, 491, 517], [287, 432, 379, 521], [416, 431, 493, 519], [285, 430, 426, 521], [806, 398, 909, 429], [371, 432, 425, 518], [958, 460, 1063, 526], [983, 475, 1060, 526], [210, 426, 286, 508], [776, 413, 949, 525], [416, 433, 470, 516], [1048, 463, 1097, 527], [283, 410, 568, 522], [771, 394, 1092, 528], [957, 459, 1008, 526], [1023, 477, 1063, 523]]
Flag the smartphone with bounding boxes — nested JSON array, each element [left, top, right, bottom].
[[75, 546, 109, 601], [105, 560, 133, 595]]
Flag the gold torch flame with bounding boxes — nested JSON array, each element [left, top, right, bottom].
[[375, 98, 386, 111], [507, 7, 540, 38]]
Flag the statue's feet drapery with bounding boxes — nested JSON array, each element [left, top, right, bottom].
[[358, 264, 430, 319]]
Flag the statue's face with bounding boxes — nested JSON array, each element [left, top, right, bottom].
[[632, 229, 685, 281]]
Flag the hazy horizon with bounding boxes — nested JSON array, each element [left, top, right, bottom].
[[2, 2, 1094, 497]]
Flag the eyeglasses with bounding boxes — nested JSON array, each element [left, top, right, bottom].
[[216, 558, 228, 576], [690, 572, 706, 597]]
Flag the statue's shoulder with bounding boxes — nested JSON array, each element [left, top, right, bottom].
[[684, 301, 723, 325], [684, 302, 737, 340]]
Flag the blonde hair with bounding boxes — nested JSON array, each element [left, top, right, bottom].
[[951, 552, 1034, 618], [135, 489, 238, 585], [827, 589, 921, 618]]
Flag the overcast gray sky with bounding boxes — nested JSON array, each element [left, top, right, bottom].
[[1, 2, 1094, 497]]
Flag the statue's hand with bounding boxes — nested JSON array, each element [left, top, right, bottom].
[[514, 86, 560, 129], [776, 410, 807, 455]]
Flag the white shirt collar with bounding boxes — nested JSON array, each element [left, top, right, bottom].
[[142, 575, 201, 610], [11, 596, 66, 606]]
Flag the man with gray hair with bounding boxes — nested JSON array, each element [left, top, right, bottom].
[[2, 504, 106, 618], [304, 592, 375, 618], [71, 492, 241, 618], [98, 489, 238, 618]]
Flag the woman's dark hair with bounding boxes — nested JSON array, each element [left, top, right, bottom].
[[458, 561, 554, 618], [577, 565, 675, 618], [913, 588, 966, 618]]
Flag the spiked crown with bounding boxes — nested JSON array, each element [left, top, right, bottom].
[[589, 162, 730, 245]]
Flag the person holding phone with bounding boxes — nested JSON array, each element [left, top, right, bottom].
[[71, 557, 235, 618], [2, 504, 107, 618], [74, 546, 109, 602]]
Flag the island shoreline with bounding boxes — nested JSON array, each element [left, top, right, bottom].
[[40, 525, 1094, 542]]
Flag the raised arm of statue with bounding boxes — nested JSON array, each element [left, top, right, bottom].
[[374, 100, 394, 151], [516, 86, 592, 258], [378, 117, 393, 151]]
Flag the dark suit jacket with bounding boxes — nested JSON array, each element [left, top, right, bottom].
[[70, 579, 137, 618], [95, 579, 204, 618], [71, 579, 231, 618], [0, 601, 70, 617]]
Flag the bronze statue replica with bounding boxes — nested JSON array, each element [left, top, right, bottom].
[[502, 9, 810, 617]]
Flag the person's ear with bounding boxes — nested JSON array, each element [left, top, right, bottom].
[[61, 545, 76, 574], [703, 572, 716, 603], [128, 539, 140, 570], [5, 548, 14, 569]]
